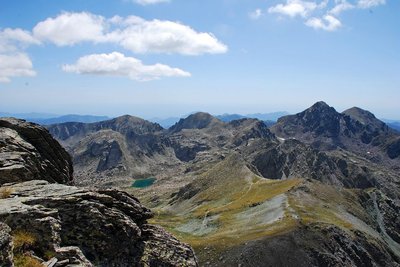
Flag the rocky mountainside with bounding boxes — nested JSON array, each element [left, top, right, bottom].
[[0, 118, 197, 267], [46, 103, 400, 266]]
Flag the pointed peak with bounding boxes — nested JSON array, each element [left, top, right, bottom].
[[302, 101, 338, 116], [310, 101, 331, 109]]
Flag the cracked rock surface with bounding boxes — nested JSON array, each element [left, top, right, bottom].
[[0, 180, 197, 267]]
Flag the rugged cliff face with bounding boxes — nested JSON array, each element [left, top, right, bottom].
[[0, 118, 198, 267], [0, 118, 73, 185]]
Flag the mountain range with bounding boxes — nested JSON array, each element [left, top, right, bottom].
[[0, 112, 109, 125], [46, 101, 400, 266], [150, 111, 289, 128], [383, 120, 400, 132]]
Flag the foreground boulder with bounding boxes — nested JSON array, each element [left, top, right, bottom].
[[0, 118, 73, 185], [0, 180, 197, 266]]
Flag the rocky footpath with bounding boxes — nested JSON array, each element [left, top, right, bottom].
[[0, 118, 73, 185], [0, 118, 197, 267]]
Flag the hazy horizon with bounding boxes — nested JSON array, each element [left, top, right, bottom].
[[1, 101, 399, 121], [1, 0, 399, 120]]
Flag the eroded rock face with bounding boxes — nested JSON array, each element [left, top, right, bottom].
[[0, 118, 73, 185], [0, 180, 197, 267]]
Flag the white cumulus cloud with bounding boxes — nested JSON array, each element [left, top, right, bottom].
[[305, 15, 342, 31], [33, 12, 106, 46], [268, 0, 318, 18], [32, 12, 227, 55], [0, 28, 40, 53], [106, 18, 227, 55], [0, 53, 36, 83], [133, 0, 169, 5], [62, 52, 191, 81]]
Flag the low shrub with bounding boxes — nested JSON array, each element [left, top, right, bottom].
[[0, 187, 13, 199], [13, 230, 36, 251]]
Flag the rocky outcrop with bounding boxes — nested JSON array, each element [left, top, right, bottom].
[[84, 140, 124, 172], [0, 180, 197, 267], [0, 118, 73, 185]]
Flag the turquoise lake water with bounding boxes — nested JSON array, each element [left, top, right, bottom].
[[131, 177, 156, 188]]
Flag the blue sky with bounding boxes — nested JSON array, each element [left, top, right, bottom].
[[0, 0, 399, 119]]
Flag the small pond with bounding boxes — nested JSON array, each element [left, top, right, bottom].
[[131, 177, 157, 188]]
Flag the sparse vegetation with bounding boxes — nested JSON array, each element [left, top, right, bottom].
[[12, 230, 44, 266], [13, 254, 44, 267], [0, 186, 13, 199], [13, 230, 37, 251], [151, 157, 303, 251]]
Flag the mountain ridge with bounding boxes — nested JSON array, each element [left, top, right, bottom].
[[43, 102, 400, 266]]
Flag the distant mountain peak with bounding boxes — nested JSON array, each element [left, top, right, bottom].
[[342, 107, 378, 125], [169, 112, 223, 133], [271, 102, 399, 158], [296, 101, 339, 125], [111, 114, 147, 123], [187, 112, 215, 121], [311, 101, 330, 109], [306, 101, 336, 114]]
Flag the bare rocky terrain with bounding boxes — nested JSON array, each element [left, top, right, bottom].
[[44, 102, 400, 266]]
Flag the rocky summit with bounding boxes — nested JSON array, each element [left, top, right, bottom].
[[0, 118, 197, 267], [45, 102, 400, 266], [270, 101, 400, 161]]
